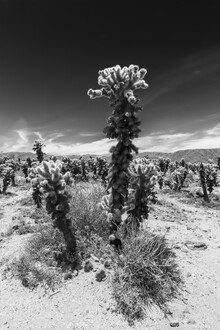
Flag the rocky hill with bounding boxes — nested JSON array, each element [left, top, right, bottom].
[[139, 148, 220, 163]]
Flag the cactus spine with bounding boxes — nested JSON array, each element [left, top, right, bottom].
[[37, 160, 76, 254], [88, 64, 148, 245]]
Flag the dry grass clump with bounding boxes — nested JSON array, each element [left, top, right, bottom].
[[69, 182, 108, 237], [112, 231, 183, 325], [69, 182, 111, 259], [10, 225, 71, 291]]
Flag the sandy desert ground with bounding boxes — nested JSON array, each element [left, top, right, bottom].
[[0, 180, 220, 330]]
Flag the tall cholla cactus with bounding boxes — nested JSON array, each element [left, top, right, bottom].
[[88, 65, 148, 244], [33, 139, 45, 163], [37, 160, 76, 254]]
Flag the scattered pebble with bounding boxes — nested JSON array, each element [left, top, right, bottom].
[[170, 320, 179, 327], [187, 319, 196, 324], [64, 272, 73, 280], [84, 260, 94, 272], [95, 269, 106, 282], [104, 259, 111, 268], [185, 241, 207, 250]]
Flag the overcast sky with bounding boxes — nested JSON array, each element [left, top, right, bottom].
[[0, 0, 220, 155]]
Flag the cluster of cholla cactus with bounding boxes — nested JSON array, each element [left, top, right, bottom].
[[203, 162, 218, 194], [165, 166, 188, 191], [61, 156, 109, 185], [36, 160, 76, 253], [61, 157, 87, 182], [88, 64, 149, 247], [33, 139, 45, 163], [158, 157, 171, 174]]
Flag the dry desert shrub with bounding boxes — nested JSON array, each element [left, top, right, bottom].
[[112, 231, 183, 325]]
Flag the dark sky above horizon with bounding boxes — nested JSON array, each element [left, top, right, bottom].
[[0, 0, 220, 155]]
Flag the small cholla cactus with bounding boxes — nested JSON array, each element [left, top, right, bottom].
[[0, 159, 17, 193], [0, 165, 13, 193], [29, 167, 42, 208], [79, 157, 88, 181], [157, 172, 164, 189], [205, 163, 218, 193], [37, 160, 76, 254], [26, 157, 32, 168], [179, 158, 186, 168], [88, 64, 149, 248], [22, 162, 29, 179], [95, 156, 109, 186], [122, 163, 158, 235], [165, 166, 188, 191], [33, 139, 45, 163], [199, 163, 209, 202], [217, 156, 220, 170]]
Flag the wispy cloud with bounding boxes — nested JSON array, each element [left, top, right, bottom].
[[205, 123, 220, 136], [144, 46, 220, 106], [44, 138, 116, 155], [1, 121, 220, 156], [79, 132, 102, 137]]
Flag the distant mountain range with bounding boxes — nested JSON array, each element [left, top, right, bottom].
[[1, 148, 220, 163], [138, 148, 220, 163]]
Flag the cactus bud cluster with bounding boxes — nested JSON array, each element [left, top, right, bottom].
[[87, 64, 148, 105]]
